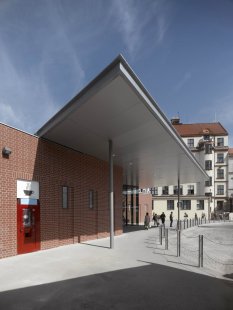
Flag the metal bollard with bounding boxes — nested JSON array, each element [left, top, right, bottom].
[[190, 218, 192, 227], [159, 226, 163, 245], [198, 235, 203, 267], [187, 219, 189, 228], [165, 228, 168, 250], [177, 230, 181, 257], [184, 220, 186, 229]]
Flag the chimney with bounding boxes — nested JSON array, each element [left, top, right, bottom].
[[171, 116, 181, 125]]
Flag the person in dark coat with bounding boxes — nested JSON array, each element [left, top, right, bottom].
[[144, 212, 150, 230], [160, 212, 166, 226], [169, 212, 173, 227]]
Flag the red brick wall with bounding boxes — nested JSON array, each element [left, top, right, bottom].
[[0, 123, 123, 258]]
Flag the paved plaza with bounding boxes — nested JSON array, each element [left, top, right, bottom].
[[0, 221, 232, 309]]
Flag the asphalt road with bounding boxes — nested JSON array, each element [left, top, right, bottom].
[[0, 262, 232, 310]]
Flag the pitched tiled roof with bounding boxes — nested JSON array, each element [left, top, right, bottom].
[[229, 148, 233, 156], [173, 122, 228, 137]]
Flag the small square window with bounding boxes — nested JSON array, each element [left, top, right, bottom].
[[187, 139, 194, 148]]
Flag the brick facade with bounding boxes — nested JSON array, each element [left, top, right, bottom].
[[0, 123, 123, 259]]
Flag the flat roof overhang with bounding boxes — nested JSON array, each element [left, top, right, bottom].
[[36, 55, 208, 187]]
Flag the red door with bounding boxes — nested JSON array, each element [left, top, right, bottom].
[[17, 202, 40, 254]]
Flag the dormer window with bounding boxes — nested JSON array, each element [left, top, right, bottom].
[[187, 139, 194, 148]]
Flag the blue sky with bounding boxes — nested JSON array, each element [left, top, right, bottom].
[[0, 0, 233, 145]]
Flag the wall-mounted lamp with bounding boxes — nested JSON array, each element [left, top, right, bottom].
[[2, 147, 12, 157]]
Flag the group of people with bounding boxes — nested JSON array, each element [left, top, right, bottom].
[[144, 211, 174, 229]]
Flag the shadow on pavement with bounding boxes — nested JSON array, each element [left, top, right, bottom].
[[123, 225, 158, 233], [0, 262, 232, 310]]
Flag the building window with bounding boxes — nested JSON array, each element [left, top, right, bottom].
[[167, 200, 174, 210], [217, 153, 224, 163], [174, 186, 183, 195], [217, 137, 224, 147], [205, 176, 212, 187], [217, 185, 224, 195], [187, 139, 194, 148], [205, 160, 212, 170], [217, 168, 224, 179], [181, 200, 191, 210], [89, 190, 95, 209], [197, 200, 204, 210], [151, 187, 158, 195], [205, 144, 212, 154], [203, 135, 210, 141], [62, 186, 68, 209], [162, 186, 169, 195], [187, 185, 194, 195]]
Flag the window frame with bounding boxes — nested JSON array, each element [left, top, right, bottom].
[[217, 153, 224, 163], [205, 144, 212, 154], [197, 200, 204, 210], [217, 137, 224, 147], [180, 200, 191, 210], [205, 160, 212, 170], [187, 185, 194, 195], [167, 200, 174, 210], [217, 168, 224, 179], [217, 185, 224, 195], [187, 139, 194, 148], [162, 186, 169, 195], [174, 185, 183, 195]]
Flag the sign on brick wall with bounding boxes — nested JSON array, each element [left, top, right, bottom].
[[17, 180, 39, 199]]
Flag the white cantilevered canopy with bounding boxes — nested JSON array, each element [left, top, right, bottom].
[[36, 55, 208, 187]]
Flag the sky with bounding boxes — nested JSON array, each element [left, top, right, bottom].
[[0, 0, 233, 145]]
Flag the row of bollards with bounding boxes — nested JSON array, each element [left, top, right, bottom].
[[177, 217, 207, 230], [158, 226, 204, 267]]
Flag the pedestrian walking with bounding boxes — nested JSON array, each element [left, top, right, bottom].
[[144, 212, 150, 230], [153, 213, 159, 226], [160, 212, 166, 226], [169, 211, 173, 227]]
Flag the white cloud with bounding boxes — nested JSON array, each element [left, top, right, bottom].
[[112, 0, 170, 58], [0, 102, 21, 127], [0, 0, 86, 133]]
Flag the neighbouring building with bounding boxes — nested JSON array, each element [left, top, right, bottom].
[[153, 117, 230, 220], [228, 148, 233, 212]]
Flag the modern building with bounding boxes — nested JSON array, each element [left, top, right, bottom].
[[153, 117, 229, 220], [0, 56, 207, 259]]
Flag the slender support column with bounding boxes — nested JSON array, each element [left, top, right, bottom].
[[109, 140, 114, 249], [177, 176, 180, 230]]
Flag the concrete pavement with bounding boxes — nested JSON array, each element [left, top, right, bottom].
[[0, 221, 232, 309]]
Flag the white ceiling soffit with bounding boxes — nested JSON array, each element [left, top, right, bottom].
[[36, 55, 208, 187]]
